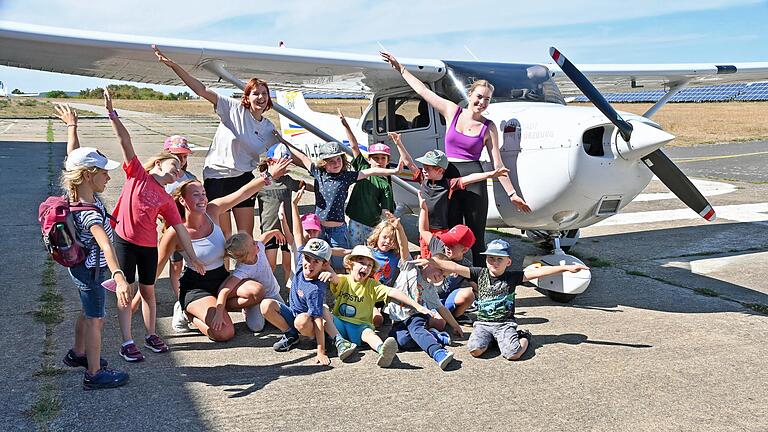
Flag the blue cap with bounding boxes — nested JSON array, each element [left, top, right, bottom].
[[266, 143, 291, 160], [480, 239, 512, 257]]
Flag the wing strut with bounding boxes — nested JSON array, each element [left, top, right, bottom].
[[643, 80, 689, 119], [202, 61, 419, 196]]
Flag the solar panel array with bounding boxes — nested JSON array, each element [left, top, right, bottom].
[[573, 81, 768, 103]]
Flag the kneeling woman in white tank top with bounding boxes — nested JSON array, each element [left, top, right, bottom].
[[156, 159, 292, 342]]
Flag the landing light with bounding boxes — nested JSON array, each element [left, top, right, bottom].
[[553, 210, 579, 225]]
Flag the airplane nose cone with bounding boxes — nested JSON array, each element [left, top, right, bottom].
[[615, 121, 675, 160]]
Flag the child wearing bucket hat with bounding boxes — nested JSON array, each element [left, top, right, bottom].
[[273, 132, 404, 270], [54, 103, 130, 389], [418, 239, 589, 361], [339, 111, 416, 246], [320, 245, 432, 367]]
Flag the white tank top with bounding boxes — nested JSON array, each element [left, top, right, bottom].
[[182, 214, 226, 271]]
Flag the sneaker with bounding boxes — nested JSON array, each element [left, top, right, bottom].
[[83, 367, 129, 390], [172, 301, 192, 333], [432, 348, 454, 370], [428, 328, 452, 346], [456, 314, 474, 325], [62, 349, 107, 369], [335, 337, 357, 362], [376, 337, 398, 368], [119, 343, 145, 362], [273, 333, 300, 352], [144, 334, 170, 353], [465, 300, 478, 313], [517, 329, 532, 342]]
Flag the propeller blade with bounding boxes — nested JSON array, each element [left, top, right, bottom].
[[641, 150, 716, 221], [550, 47, 633, 141]]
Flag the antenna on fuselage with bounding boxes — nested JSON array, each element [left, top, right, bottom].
[[463, 45, 480, 61]]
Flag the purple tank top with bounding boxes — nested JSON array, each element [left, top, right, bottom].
[[444, 107, 488, 160]]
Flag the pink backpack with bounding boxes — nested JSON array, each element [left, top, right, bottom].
[[38, 196, 104, 267]]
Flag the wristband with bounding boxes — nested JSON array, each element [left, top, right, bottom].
[[108, 110, 119, 120], [261, 171, 273, 186], [508, 192, 517, 197], [112, 269, 125, 278], [67, 124, 77, 128]]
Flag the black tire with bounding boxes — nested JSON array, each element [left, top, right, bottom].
[[545, 290, 578, 303]]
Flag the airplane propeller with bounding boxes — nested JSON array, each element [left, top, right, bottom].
[[550, 47, 716, 222]]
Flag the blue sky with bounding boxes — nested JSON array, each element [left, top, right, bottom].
[[1, 0, 766, 93]]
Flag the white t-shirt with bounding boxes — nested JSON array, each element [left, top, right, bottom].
[[230, 241, 281, 298], [203, 94, 278, 179]]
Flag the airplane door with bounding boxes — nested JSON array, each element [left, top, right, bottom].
[[369, 89, 443, 211]]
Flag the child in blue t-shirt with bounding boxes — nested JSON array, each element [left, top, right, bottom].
[[273, 133, 403, 269]]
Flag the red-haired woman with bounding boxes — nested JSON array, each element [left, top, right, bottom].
[[154, 45, 278, 239]]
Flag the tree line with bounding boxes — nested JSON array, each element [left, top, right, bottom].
[[43, 84, 191, 100]]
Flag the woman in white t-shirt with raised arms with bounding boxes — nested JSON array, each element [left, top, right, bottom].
[[153, 45, 278, 239]]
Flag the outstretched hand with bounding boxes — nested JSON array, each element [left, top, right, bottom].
[[511, 194, 532, 213], [491, 167, 510, 178], [54, 104, 77, 126], [103, 87, 114, 113], [152, 44, 175, 67], [380, 51, 404, 73], [267, 157, 293, 179], [337, 108, 349, 128], [292, 186, 305, 205]]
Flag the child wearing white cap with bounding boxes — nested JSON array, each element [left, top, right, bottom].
[[54, 104, 130, 389]]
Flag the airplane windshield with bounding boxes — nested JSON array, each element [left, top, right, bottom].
[[441, 61, 565, 105]]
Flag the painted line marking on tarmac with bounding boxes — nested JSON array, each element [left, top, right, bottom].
[[0, 122, 16, 134], [595, 202, 768, 227], [672, 150, 768, 164], [635, 178, 736, 202]]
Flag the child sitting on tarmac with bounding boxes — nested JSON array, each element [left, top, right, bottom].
[[417, 239, 589, 360], [259, 237, 356, 365], [387, 244, 464, 370], [221, 229, 288, 332], [321, 245, 433, 367]]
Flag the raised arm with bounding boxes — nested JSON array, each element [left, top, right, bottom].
[[54, 104, 80, 155], [257, 228, 286, 246], [523, 263, 589, 282], [485, 125, 532, 213], [417, 191, 433, 243], [339, 109, 360, 158], [416, 256, 471, 279], [388, 132, 417, 172], [277, 202, 296, 253], [153, 45, 218, 105], [391, 217, 410, 260], [209, 158, 292, 217], [358, 159, 404, 180], [272, 130, 312, 171], [104, 88, 135, 162], [386, 288, 432, 316], [460, 166, 509, 187], [290, 187, 306, 248], [380, 51, 457, 119]]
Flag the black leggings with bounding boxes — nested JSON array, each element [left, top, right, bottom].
[[445, 160, 488, 266]]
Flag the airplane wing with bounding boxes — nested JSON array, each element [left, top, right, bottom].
[[0, 21, 444, 93], [2, 20, 767, 96], [551, 63, 768, 95]]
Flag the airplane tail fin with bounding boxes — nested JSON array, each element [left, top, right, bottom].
[[275, 90, 313, 140]]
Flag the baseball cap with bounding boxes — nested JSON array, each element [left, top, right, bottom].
[[416, 149, 448, 169], [266, 143, 291, 160], [367, 142, 390, 156], [300, 238, 331, 261], [438, 225, 476, 249], [344, 245, 381, 272], [300, 213, 322, 232], [65, 147, 120, 171], [480, 239, 512, 257], [163, 135, 192, 155], [316, 141, 345, 160]]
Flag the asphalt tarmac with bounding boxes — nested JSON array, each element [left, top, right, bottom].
[[1, 110, 766, 432]]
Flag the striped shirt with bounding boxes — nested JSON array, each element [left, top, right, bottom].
[[72, 198, 113, 268]]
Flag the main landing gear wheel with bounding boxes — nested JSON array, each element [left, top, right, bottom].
[[526, 229, 580, 253]]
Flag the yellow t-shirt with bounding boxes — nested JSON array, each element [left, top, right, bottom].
[[331, 275, 390, 326]]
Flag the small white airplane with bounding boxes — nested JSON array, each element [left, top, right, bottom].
[[2, 21, 767, 301]]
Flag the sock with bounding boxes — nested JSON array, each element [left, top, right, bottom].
[[122, 340, 134, 347], [375, 342, 383, 353], [334, 334, 345, 344], [286, 328, 298, 338]]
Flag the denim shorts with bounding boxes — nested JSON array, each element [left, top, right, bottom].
[[68, 263, 108, 319], [322, 223, 350, 269]]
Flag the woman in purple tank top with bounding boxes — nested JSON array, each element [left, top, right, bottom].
[[381, 52, 531, 265]]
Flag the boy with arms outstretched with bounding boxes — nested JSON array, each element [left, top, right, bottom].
[[416, 239, 588, 360]]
